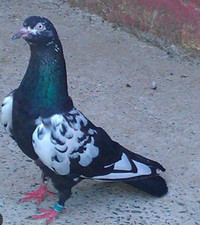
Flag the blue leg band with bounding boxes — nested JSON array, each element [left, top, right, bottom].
[[54, 202, 64, 212]]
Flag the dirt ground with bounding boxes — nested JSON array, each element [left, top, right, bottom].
[[0, 1, 199, 225]]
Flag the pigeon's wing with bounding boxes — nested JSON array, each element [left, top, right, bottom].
[[1, 91, 14, 137], [32, 108, 101, 176], [32, 108, 165, 179]]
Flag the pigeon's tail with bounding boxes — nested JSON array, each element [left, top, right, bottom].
[[123, 175, 168, 197], [121, 145, 168, 197], [90, 142, 168, 197]]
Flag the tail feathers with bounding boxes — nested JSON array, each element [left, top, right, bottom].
[[123, 176, 168, 197]]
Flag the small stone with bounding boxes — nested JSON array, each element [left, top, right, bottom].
[[126, 83, 131, 87], [181, 75, 188, 78], [151, 81, 157, 90]]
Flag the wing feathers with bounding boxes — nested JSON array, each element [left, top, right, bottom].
[[90, 153, 152, 181], [113, 153, 132, 171], [32, 109, 99, 175], [32, 109, 165, 181]]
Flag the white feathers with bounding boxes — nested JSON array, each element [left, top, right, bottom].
[[92, 172, 137, 180], [54, 44, 60, 52], [78, 137, 99, 167], [132, 160, 151, 176], [32, 109, 99, 175], [114, 153, 132, 171], [33, 125, 56, 168], [51, 158, 71, 175], [91, 154, 152, 180], [1, 93, 13, 136], [27, 26, 38, 35]]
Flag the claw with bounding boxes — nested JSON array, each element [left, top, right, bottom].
[[20, 184, 55, 205], [31, 208, 59, 224]]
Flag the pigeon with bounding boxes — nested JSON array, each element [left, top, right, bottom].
[[1, 16, 168, 223]]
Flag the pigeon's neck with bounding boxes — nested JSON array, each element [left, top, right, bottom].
[[19, 39, 73, 115]]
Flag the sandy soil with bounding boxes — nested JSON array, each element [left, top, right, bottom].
[[0, 1, 199, 224]]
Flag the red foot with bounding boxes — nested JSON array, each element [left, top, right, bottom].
[[20, 184, 55, 205], [31, 208, 59, 224]]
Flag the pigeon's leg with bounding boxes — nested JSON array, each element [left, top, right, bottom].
[[20, 173, 55, 205], [29, 162, 82, 223], [30, 183, 73, 224]]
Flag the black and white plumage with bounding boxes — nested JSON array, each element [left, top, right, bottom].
[[33, 110, 99, 175], [1, 16, 168, 223], [32, 109, 163, 180]]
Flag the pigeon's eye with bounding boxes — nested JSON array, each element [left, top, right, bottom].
[[35, 23, 45, 31]]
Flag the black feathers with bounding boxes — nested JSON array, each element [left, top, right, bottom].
[[123, 176, 168, 197]]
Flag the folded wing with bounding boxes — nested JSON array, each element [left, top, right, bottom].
[[32, 108, 165, 181]]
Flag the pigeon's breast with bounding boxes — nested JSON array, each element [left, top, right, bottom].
[[10, 91, 39, 160]]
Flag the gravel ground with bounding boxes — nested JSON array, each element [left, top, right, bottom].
[[0, 1, 200, 225]]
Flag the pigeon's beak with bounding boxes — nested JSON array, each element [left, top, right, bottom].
[[12, 27, 29, 40]]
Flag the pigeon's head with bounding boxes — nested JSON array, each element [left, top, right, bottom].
[[12, 16, 59, 46]]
